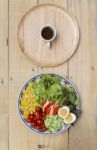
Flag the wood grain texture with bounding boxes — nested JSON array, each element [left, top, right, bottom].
[[0, 0, 8, 150], [0, 0, 97, 150], [38, 1, 69, 150], [68, 0, 97, 150], [9, 0, 39, 150], [18, 4, 79, 66], [38, 0, 68, 79]]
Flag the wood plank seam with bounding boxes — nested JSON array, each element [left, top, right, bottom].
[[8, 0, 9, 150]]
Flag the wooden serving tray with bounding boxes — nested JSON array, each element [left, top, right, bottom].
[[18, 4, 79, 66]]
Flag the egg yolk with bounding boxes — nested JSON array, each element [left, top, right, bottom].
[[66, 115, 72, 123], [60, 109, 67, 117]]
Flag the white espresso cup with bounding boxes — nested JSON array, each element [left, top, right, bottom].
[[40, 24, 56, 48]]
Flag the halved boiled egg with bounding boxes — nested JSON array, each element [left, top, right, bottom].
[[58, 106, 70, 119], [64, 113, 76, 124]]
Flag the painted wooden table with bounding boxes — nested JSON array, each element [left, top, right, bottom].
[[0, 0, 97, 150]]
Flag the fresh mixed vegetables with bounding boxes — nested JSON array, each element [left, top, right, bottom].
[[20, 74, 80, 132]]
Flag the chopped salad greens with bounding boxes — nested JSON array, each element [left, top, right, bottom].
[[19, 74, 80, 133]]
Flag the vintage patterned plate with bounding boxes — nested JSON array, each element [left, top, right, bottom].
[[18, 74, 80, 135]]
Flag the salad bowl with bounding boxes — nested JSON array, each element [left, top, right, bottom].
[[18, 73, 80, 135]]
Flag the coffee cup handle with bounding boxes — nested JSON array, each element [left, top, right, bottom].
[[47, 42, 51, 48]]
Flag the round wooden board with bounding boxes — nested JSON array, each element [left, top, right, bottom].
[[18, 4, 79, 66]]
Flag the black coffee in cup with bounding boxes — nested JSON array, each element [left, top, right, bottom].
[[41, 27, 54, 40], [40, 25, 56, 48]]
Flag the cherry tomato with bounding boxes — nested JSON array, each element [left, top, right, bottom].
[[28, 114, 35, 122], [36, 119, 44, 126], [36, 106, 42, 112], [41, 116, 45, 121], [35, 126, 43, 131], [27, 118, 31, 123], [35, 111, 40, 119], [40, 112, 45, 117], [42, 125, 47, 131], [39, 111, 44, 118], [31, 121, 36, 127], [41, 124, 47, 131]]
